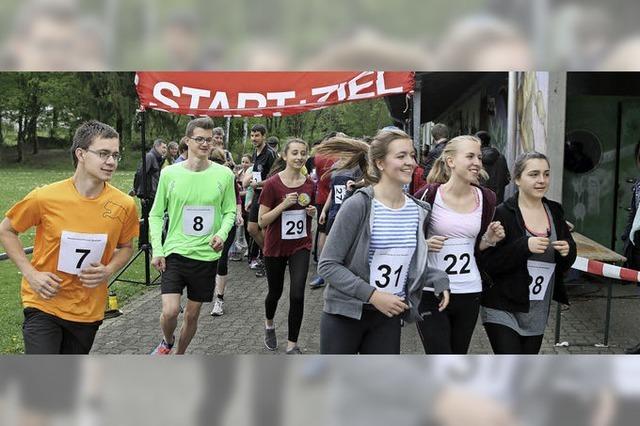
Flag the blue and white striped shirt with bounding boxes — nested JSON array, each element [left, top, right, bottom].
[[370, 196, 420, 257]]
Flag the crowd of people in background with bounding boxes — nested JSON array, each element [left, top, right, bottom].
[[0, 116, 590, 355]]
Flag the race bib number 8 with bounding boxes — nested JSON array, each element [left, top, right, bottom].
[[334, 185, 346, 205], [281, 210, 306, 240], [57, 231, 108, 275], [527, 260, 555, 301], [252, 171, 262, 183], [370, 248, 412, 295], [183, 206, 215, 236], [435, 238, 480, 283]]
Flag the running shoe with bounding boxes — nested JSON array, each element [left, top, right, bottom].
[[211, 298, 224, 316], [249, 259, 261, 270], [255, 267, 266, 278], [264, 327, 277, 351], [286, 346, 303, 355], [151, 338, 174, 355], [308, 275, 325, 289]]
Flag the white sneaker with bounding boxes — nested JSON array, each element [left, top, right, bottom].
[[211, 298, 224, 316]]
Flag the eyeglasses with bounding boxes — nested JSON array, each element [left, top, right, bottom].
[[85, 149, 122, 162], [189, 136, 214, 145]]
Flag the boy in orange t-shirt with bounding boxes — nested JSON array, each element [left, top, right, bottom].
[[0, 120, 139, 354]]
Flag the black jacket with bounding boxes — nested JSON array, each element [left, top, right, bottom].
[[478, 193, 577, 313], [422, 140, 448, 180], [480, 146, 511, 204], [134, 148, 163, 199]]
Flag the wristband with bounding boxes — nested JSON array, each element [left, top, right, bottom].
[[482, 234, 496, 247]]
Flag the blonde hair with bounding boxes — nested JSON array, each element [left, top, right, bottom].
[[427, 135, 489, 184], [316, 128, 413, 185], [209, 147, 226, 165]]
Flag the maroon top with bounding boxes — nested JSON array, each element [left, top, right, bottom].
[[259, 174, 315, 257]]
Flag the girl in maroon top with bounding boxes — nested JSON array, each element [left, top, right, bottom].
[[258, 138, 316, 354]]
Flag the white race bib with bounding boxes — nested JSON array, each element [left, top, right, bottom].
[[281, 210, 306, 240], [183, 206, 215, 236], [435, 238, 480, 283], [57, 231, 108, 275], [334, 185, 346, 205], [527, 260, 555, 301], [252, 171, 262, 183], [369, 248, 413, 295]]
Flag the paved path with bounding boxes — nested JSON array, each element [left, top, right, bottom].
[[92, 259, 640, 354]]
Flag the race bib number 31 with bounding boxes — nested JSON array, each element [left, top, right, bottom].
[[527, 260, 555, 301], [183, 206, 215, 236], [281, 210, 306, 240], [370, 248, 412, 295], [57, 231, 108, 275]]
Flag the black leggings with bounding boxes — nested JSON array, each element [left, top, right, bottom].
[[484, 323, 544, 354], [264, 249, 310, 342], [416, 291, 481, 354], [217, 225, 237, 276], [320, 309, 401, 354]]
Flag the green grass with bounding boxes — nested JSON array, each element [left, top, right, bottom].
[[0, 148, 152, 353]]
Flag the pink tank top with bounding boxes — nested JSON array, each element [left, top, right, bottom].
[[428, 186, 482, 239]]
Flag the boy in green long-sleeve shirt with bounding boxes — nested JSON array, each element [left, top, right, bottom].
[[149, 117, 236, 355]]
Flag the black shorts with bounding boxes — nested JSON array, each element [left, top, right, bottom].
[[22, 307, 102, 354], [248, 192, 261, 223], [161, 254, 217, 302], [316, 203, 326, 233]]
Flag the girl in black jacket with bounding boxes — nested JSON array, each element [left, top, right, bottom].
[[479, 152, 577, 354]]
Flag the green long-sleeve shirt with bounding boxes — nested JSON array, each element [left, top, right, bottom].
[[149, 162, 236, 261]]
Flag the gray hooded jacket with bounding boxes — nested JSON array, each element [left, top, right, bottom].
[[318, 186, 449, 322]]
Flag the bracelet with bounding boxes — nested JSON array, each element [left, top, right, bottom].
[[482, 234, 496, 247]]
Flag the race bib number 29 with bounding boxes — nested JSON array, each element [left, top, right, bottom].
[[281, 210, 306, 240], [57, 231, 108, 275]]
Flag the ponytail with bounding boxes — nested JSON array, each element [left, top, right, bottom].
[[427, 135, 489, 184]]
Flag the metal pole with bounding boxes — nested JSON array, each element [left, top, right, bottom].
[[554, 302, 561, 344], [225, 116, 231, 150], [603, 278, 614, 347], [140, 110, 151, 285], [0, 246, 33, 261], [412, 79, 422, 161], [505, 72, 518, 199]]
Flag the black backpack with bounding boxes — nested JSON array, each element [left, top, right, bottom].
[[133, 162, 145, 198]]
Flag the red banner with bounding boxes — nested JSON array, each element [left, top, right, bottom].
[[135, 71, 414, 117]]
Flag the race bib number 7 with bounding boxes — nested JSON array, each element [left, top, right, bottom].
[[57, 231, 108, 275], [183, 206, 215, 236]]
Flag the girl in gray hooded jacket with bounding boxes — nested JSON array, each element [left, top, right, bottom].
[[317, 129, 450, 354]]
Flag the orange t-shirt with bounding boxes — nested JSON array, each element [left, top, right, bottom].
[[5, 178, 139, 322]]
